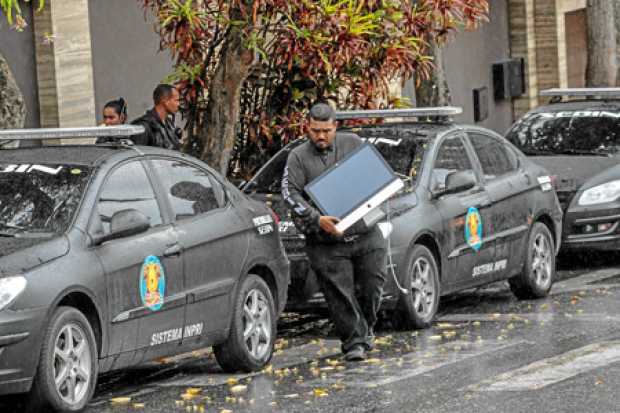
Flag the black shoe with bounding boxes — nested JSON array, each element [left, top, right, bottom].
[[344, 345, 366, 361]]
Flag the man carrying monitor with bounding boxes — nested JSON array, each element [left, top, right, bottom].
[[282, 103, 386, 361]]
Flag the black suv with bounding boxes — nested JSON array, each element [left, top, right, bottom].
[[506, 88, 620, 251], [0, 127, 289, 412], [245, 108, 562, 329]]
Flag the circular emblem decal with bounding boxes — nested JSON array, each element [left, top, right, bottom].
[[465, 207, 483, 251], [140, 255, 166, 311]]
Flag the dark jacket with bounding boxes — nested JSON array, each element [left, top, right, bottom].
[[282, 132, 372, 243], [131, 109, 180, 150]]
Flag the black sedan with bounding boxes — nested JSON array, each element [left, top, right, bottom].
[[506, 88, 620, 251], [245, 108, 562, 330], [0, 127, 289, 412]]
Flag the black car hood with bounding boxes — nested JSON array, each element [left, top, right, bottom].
[[530, 156, 620, 191], [0, 235, 69, 276]]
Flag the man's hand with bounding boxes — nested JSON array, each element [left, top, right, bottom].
[[319, 216, 342, 236]]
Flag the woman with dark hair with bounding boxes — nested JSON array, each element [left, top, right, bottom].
[[102, 97, 127, 126], [97, 97, 128, 144]]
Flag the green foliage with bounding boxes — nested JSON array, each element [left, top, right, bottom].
[[140, 0, 488, 177], [1, 0, 44, 27]]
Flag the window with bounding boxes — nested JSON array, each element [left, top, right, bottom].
[[98, 162, 162, 233], [432, 136, 474, 189], [469, 133, 518, 180], [152, 160, 222, 220]]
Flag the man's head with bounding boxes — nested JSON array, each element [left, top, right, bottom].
[[307, 103, 337, 151], [153, 84, 180, 115]]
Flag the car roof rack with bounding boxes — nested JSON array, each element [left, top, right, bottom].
[[335, 107, 462, 120], [0, 125, 144, 141], [540, 88, 620, 103]]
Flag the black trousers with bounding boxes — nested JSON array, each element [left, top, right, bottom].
[[306, 228, 387, 352]]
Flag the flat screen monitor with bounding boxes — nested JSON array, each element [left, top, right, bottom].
[[305, 143, 403, 233]]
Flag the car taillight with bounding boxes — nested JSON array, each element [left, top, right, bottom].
[[270, 209, 280, 225]]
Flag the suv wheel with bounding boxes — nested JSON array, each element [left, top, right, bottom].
[[509, 222, 555, 299], [214, 275, 276, 372], [29, 306, 98, 413], [395, 245, 440, 330]]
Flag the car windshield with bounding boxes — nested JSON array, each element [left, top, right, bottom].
[[247, 135, 428, 193], [366, 135, 429, 182], [0, 163, 91, 235], [506, 110, 620, 156]]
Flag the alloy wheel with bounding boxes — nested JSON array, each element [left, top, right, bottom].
[[531, 232, 552, 290], [242, 289, 272, 360], [53, 322, 92, 406], [410, 257, 436, 318]]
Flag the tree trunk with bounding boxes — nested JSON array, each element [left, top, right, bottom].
[[0, 51, 26, 129], [586, 0, 617, 87], [415, 41, 452, 107], [197, 27, 254, 175]]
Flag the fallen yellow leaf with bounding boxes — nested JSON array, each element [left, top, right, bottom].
[[428, 335, 443, 341], [110, 397, 131, 404], [230, 385, 247, 394], [226, 378, 239, 386], [185, 388, 202, 396], [364, 358, 382, 365], [133, 402, 145, 409], [313, 388, 329, 397]]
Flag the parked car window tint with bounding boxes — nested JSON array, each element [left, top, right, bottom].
[[152, 160, 222, 220], [0, 163, 91, 234], [505, 111, 620, 156], [432, 136, 473, 189], [98, 162, 162, 232], [469, 133, 518, 180]]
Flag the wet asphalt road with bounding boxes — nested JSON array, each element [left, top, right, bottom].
[[4, 252, 620, 412]]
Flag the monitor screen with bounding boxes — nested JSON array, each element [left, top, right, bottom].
[[305, 144, 397, 219]]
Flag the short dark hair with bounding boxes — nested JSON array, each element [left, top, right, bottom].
[[103, 97, 127, 119], [153, 84, 175, 105], [309, 103, 336, 122]]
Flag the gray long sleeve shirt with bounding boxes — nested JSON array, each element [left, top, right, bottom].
[[282, 132, 370, 243]]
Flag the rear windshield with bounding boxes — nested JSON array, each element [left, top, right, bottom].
[[0, 164, 91, 235], [506, 110, 620, 155]]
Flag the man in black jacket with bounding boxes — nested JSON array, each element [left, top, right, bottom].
[[131, 84, 181, 149], [282, 103, 386, 361]]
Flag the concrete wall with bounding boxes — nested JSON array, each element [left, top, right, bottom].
[[88, 0, 173, 123], [0, 6, 40, 127], [443, 0, 513, 134]]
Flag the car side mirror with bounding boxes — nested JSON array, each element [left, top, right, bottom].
[[433, 170, 477, 198], [94, 209, 150, 245]]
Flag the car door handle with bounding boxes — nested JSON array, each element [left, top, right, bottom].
[[163, 244, 182, 257]]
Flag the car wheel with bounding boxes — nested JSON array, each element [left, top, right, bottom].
[[214, 274, 276, 373], [28, 306, 98, 413], [509, 222, 555, 299], [395, 245, 440, 330]]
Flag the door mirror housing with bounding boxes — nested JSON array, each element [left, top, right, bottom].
[[433, 170, 477, 198], [93, 209, 150, 245]]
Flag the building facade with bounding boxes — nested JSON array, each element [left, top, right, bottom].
[[0, 0, 588, 133]]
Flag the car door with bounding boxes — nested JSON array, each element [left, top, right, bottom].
[[467, 132, 530, 281], [431, 133, 495, 290], [92, 160, 185, 360], [149, 158, 250, 347]]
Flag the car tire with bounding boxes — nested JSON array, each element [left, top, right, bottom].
[[395, 245, 440, 330], [214, 274, 276, 373], [509, 222, 555, 299], [27, 306, 98, 413]]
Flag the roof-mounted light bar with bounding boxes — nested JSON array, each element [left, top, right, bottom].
[[335, 107, 462, 120], [0, 125, 145, 140], [540, 88, 620, 98]]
